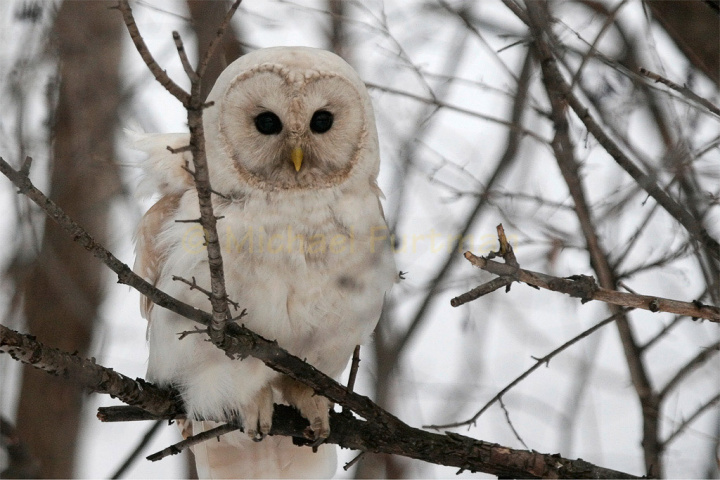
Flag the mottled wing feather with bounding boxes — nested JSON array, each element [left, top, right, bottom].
[[134, 194, 181, 319]]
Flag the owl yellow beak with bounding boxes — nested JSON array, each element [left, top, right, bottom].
[[291, 147, 303, 172]]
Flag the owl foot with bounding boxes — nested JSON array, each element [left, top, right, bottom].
[[277, 377, 331, 443], [240, 385, 274, 441]]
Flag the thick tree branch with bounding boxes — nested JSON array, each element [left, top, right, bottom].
[[97, 405, 640, 479], [0, 321, 641, 477], [0, 324, 182, 416], [525, 5, 663, 472]]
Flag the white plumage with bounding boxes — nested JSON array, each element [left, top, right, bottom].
[[133, 47, 396, 478]]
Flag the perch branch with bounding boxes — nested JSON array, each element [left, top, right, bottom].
[[0, 162, 643, 477], [0, 155, 403, 430], [0, 154, 645, 478], [98, 405, 639, 478]]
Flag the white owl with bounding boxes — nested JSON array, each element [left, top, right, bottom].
[[132, 47, 396, 478]]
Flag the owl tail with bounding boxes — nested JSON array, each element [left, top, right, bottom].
[[186, 420, 337, 479]]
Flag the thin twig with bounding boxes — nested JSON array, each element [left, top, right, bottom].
[[147, 423, 239, 462], [450, 276, 513, 307], [661, 392, 720, 447], [426, 310, 623, 430], [346, 345, 361, 394], [658, 341, 720, 399], [110, 421, 163, 479], [364, 82, 548, 144], [196, 0, 242, 78], [498, 398, 529, 450], [172, 31, 199, 82], [343, 452, 366, 471], [638, 316, 685, 353], [639, 67, 720, 118], [116, 0, 190, 105]]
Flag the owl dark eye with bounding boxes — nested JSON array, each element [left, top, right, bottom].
[[310, 110, 333, 133], [254, 111, 283, 135]]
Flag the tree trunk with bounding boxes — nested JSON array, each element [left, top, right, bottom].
[[14, 1, 122, 477]]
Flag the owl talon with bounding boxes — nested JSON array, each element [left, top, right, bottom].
[[240, 385, 274, 441], [278, 377, 331, 446], [310, 434, 328, 448]]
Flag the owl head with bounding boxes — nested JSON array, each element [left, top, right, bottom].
[[203, 47, 380, 194]]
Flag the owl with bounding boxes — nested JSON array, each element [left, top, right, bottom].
[[132, 47, 396, 478]]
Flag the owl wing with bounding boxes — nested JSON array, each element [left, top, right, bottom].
[[131, 131, 192, 319], [134, 193, 181, 319]]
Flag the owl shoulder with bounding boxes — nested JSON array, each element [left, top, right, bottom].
[[128, 130, 194, 197]]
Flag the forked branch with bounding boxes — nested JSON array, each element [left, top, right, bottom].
[[453, 225, 720, 322]]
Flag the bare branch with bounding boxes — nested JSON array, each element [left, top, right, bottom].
[[661, 392, 720, 447], [639, 67, 720, 118], [97, 405, 639, 478], [147, 423, 239, 462], [514, 1, 720, 261], [426, 310, 623, 429], [196, 0, 242, 79], [364, 82, 548, 145], [450, 276, 512, 307], [460, 250, 720, 322], [658, 341, 720, 399], [172, 31, 199, 83], [346, 345, 361, 394], [110, 421, 163, 479], [116, 0, 190, 105], [0, 324, 182, 416]]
